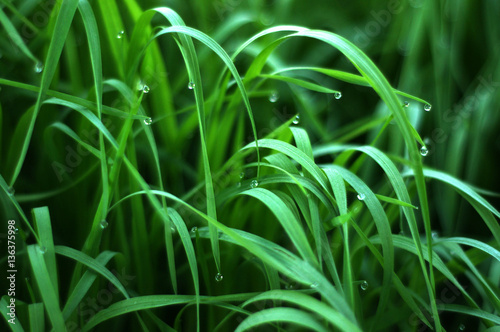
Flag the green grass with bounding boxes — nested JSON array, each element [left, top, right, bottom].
[[1, 0, 499, 331]]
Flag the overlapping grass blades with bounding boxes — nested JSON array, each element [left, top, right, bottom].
[[1, 2, 499, 331]]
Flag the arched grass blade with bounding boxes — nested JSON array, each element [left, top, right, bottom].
[[241, 290, 362, 332], [235, 307, 328, 332], [54, 246, 129, 299]]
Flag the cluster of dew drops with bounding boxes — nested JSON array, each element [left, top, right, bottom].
[[403, 101, 433, 156]]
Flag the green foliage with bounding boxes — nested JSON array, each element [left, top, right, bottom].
[[1, 1, 499, 331]]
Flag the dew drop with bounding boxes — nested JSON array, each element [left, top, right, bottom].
[[39, 246, 47, 254], [239, 172, 245, 179], [360, 280, 369, 291], [357, 193, 365, 201], [403, 101, 410, 108], [431, 231, 439, 240], [334, 92, 342, 100], [268, 91, 279, 103], [7, 187, 15, 196], [142, 85, 150, 94], [292, 115, 300, 125], [420, 146, 429, 156], [100, 220, 108, 229], [458, 323, 465, 331], [250, 180, 259, 189], [215, 272, 223, 282], [15, 228, 19, 234], [285, 283, 295, 290], [236, 182, 241, 188], [310, 282, 318, 289], [188, 81, 195, 90], [143, 117, 153, 126], [170, 225, 176, 233], [190, 227, 198, 234], [117, 30, 124, 39], [424, 104, 432, 112], [34, 62, 44, 73]]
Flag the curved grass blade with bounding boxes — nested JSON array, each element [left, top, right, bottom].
[[54, 245, 129, 299], [62, 251, 118, 320], [241, 290, 362, 332], [9, 0, 79, 186], [27, 245, 65, 331], [235, 307, 328, 332], [241, 188, 317, 265], [260, 74, 341, 94], [109, 189, 358, 324], [325, 165, 394, 329], [277, 29, 439, 327], [403, 168, 500, 245], [436, 304, 500, 325], [167, 208, 200, 332], [324, 168, 354, 308], [273, 66, 432, 106], [0, 6, 39, 64]]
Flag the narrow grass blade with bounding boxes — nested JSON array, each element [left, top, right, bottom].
[[32, 207, 58, 299], [27, 245, 65, 331], [0, 6, 39, 64], [235, 307, 328, 332], [9, 0, 79, 186], [241, 188, 317, 265], [167, 208, 200, 332], [28, 303, 44, 332], [54, 245, 129, 299], [242, 290, 362, 332], [62, 251, 118, 320]]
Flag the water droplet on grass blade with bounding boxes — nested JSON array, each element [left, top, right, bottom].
[[357, 193, 365, 200], [190, 227, 197, 233], [142, 85, 150, 93], [215, 273, 223, 282], [100, 220, 108, 229], [250, 180, 259, 188], [144, 117, 153, 125], [403, 101, 410, 108], [39, 246, 47, 254], [239, 172, 245, 179], [334, 92, 342, 99], [360, 280, 369, 291], [424, 104, 432, 111], [7, 187, 15, 196], [431, 231, 439, 240], [34, 62, 44, 73], [268, 91, 279, 103], [459, 324, 465, 331], [310, 282, 318, 289], [15, 228, 19, 234], [236, 182, 241, 188], [420, 146, 429, 156], [188, 81, 195, 90], [292, 115, 300, 124], [117, 30, 124, 39]]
